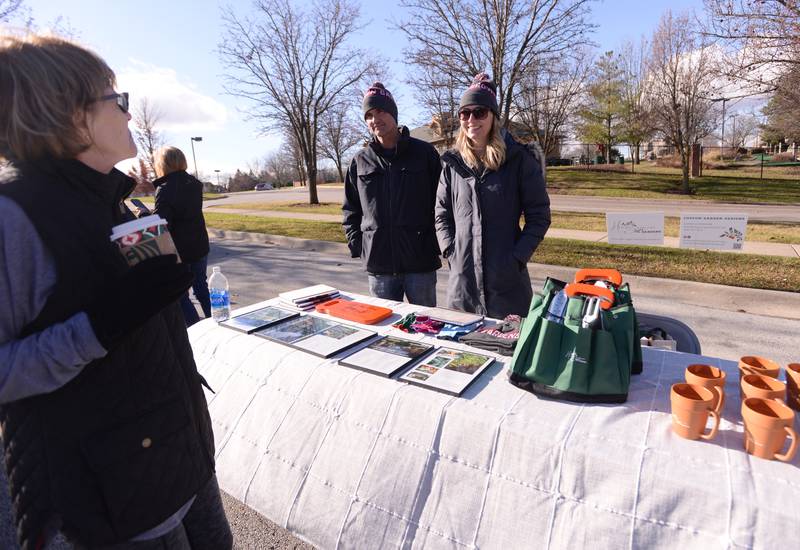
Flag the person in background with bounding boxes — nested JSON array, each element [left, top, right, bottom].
[[0, 34, 231, 549], [342, 82, 442, 306], [435, 73, 551, 319], [149, 146, 211, 326]]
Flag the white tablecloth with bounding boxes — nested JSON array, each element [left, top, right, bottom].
[[188, 293, 799, 550]]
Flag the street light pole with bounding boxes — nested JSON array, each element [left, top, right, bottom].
[[190, 136, 203, 178], [719, 98, 727, 161], [214, 169, 221, 187]]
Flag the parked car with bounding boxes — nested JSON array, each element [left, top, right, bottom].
[[254, 182, 274, 191]]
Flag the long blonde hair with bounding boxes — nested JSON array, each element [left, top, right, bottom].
[[455, 113, 506, 171]]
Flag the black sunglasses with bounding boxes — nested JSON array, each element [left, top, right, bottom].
[[458, 107, 489, 121], [96, 92, 129, 113]]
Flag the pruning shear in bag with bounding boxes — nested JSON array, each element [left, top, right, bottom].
[[581, 297, 603, 330]]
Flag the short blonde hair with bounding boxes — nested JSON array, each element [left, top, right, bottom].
[[0, 34, 115, 162], [154, 146, 188, 178], [455, 112, 506, 171]]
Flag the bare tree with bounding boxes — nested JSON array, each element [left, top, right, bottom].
[[218, 0, 379, 204], [618, 38, 657, 164], [512, 50, 591, 158], [411, 63, 461, 147], [398, 0, 596, 128], [318, 101, 365, 183], [0, 0, 23, 21], [131, 98, 164, 178], [728, 113, 760, 150], [265, 148, 299, 187], [283, 127, 307, 186], [127, 158, 155, 196], [649, 11, 719, 193], [702, 0, 800, 94]]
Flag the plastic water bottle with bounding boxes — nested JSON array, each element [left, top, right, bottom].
[[544, 289, 568, 324], [208, 266, 230, 322]]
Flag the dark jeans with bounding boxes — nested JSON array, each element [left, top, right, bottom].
[[367, 271, 437, 306], [72, 475, 232, 550], [180, 256, 211, 327]]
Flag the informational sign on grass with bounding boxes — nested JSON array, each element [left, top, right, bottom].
[[679, 213, 748, 250], [606, 212, 664, 245]]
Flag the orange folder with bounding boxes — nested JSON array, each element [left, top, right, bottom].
[[315, 299, 393, 324]]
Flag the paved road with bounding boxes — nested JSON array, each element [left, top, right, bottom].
[[207, 187, 800, 222]]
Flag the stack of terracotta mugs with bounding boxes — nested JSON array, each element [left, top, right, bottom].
[[670, 356, 799, 462]]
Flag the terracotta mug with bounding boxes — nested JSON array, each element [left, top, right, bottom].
[[670, 383, 720, 440], [685, 364, 726, 413], [738, 356, 781, 380], [786, 363, 800, 412], [741, 398, 798, 462], [741, 373, 786, 403]]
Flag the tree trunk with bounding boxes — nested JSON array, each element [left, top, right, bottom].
[[306, 155, 319, 204], [335, 153, 344, 184], [680, 147, 690, 193]]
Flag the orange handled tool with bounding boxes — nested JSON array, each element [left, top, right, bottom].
[[564, 283, 615, 310], [574, 268, 622, 288]]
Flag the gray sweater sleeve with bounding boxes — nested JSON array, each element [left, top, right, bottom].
[[0, 196, 107, 405]]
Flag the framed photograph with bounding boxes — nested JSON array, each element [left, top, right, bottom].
[[398, 347, 494, 396], [220, 305, 299, 334], [254, 315, 375, 358], [338, 335, 435, 377]]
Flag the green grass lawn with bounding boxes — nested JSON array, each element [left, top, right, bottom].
[[547, 167, 800, 204], [132, 193, 228, 206], [208, 205, 800, 244], [208, 201, 342, 215], [204, 213, 800, 292], [204, 212, 345, 241]]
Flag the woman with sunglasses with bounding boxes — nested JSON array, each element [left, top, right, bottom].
[[0, 35, 231, 549], [435, 74, 551, 319]]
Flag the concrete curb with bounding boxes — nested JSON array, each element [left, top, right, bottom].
[[207, 229, 800, 320], [207, 228, 349, 255]]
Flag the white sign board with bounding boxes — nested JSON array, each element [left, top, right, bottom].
[[606, 212, 665, 245], [679, 213, 748, 250]]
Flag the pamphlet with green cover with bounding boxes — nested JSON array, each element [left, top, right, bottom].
[[398, 347, 494, 396]]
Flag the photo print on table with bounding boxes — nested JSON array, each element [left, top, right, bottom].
[[221, 305, 299, 334], [370, 336, 432, 358], [415, 364, 439, 375], [399, 347, 494, 396], [255, 315, 375, 358], [338, 335, 435, 378]]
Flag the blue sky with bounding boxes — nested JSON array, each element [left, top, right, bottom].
[[20, 0, 703, 178]]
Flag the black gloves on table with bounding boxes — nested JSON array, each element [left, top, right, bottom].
[[87, 255, 193, 350]]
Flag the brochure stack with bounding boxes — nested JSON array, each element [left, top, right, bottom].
[[278, 285, 339, 311]]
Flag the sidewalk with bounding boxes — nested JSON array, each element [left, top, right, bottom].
[[205, 207, 800, 258]]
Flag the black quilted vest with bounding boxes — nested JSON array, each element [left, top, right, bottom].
[[0, 159, 215, 549]]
